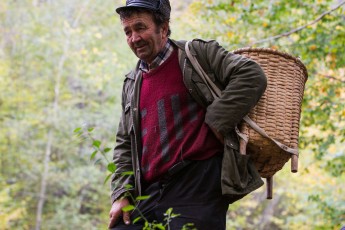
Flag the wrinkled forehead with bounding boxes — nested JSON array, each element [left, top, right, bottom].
[[120, 10, 154, 25], [121, 12, 157, 34]]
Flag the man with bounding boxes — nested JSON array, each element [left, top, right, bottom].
[[109, 0, 267, 229]]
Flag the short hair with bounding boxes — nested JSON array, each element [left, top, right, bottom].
[[118, 8, 171, 37]]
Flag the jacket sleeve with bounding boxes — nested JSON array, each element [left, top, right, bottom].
[[110, 78, 135, 204], [192, 40, 267, 135]]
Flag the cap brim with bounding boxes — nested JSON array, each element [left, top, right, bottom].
[[115, 6, 129, 14], [116, 3, 157, 14]]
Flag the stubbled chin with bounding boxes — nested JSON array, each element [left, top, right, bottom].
[[136, 51, 147, 59], [136, 49, 151, 61]]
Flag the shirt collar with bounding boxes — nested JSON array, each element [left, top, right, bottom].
[[139, 39, 174, 73]]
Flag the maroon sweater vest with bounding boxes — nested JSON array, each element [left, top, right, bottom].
[[140, 49, 223, 183]]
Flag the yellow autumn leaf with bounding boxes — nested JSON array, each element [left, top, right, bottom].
[[81, 49, 88, 55], [327, 145, 337, 154], [225, 17, 236, 24], [95, 33, 102, 39], [93, 47, 99, 54], [335, 25, 343, 31], [226, 31, 234, 38], [309, 44, 317, 51]]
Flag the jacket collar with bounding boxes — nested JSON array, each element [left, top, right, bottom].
[[170, 39, 186, 50], [125, 61, 141, 80]]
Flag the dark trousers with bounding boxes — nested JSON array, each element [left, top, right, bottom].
[[111, 154, 229, 230]]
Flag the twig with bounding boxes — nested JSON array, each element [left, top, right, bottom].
[[250, 0, 345, 45], [323, 75, 345, 83]]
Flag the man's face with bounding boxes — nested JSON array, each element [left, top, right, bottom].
[[121, 12, 168, 64]]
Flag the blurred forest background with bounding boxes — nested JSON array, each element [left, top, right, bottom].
[[0, 0, 344, 229]]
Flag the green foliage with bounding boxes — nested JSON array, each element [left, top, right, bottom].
[[0, 0, 126, 229], [136, 195, 151, 201], [122, 205, 135, 212], [119, 190, 195, 229]]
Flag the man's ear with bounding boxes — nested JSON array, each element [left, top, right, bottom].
[[161, 21, 169, 38]]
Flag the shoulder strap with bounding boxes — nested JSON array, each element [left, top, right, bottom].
[[184, 41, 298, 156], [185, 41, 221, 99]]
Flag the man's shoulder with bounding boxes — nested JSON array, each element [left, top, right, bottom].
[[171, 38, 216, 47], [190, 39, 219, 50], [124, 69, 139, 82], [191, 38, 215, 43], [124, 61, 141, 81]]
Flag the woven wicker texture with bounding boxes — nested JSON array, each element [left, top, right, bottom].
[[233, 48, 308, 178]]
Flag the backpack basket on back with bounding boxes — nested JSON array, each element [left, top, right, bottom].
[[233, 47, 308, 198]]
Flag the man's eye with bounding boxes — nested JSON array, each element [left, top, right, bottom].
[[137, 26, 146, 31]]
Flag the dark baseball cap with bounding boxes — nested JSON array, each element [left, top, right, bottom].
[[116, 0, 171, 19]]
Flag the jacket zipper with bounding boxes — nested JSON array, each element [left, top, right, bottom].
[[132, 72, 143, 199]]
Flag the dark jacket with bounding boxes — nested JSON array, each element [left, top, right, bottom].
[[111, 39, 267, 204]]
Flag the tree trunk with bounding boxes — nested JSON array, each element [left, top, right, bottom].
[[35, 130, 53, 230], [34, 46, 65, 230]]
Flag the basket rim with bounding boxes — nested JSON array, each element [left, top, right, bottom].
[[233, 47, 308, 80]]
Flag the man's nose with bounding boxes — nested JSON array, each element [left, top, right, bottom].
[[131, 32, 141, 43]]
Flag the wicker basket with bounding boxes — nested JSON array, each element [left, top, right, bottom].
[[233, 48, 308, 181]]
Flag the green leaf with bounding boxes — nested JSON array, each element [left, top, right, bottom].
[[104, 173, 112, 185], [124, 184, 133, 189], [121, 171, 134, 176], [122, 205, 135, 212], [136, 195, 150, 201], [107, 163, 116, 173], [92, 140, 101, 148], [88, 127, 94, 132], [90, 150, 98, 160], [171, 213, 181, 218], [152, 223, 165, 230], [104, 147, 112, 153], [73, 127, 82, 133], [133, 217, 142, 224], [181, 223, 196, 230], [165, 207, 173, 215], [94, 159, 102, 165]]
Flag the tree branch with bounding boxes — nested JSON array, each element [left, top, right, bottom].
[[251, 0, 345, 45], [322, 75, 345, 83]]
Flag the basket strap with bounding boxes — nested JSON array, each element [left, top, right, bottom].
[[185, 41, 221, 98], [243, 116, 298, 156], [235, 126, 248, 143], [185, 41, 299, 156]]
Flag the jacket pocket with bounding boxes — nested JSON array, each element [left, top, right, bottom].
[[124, 102, 133, 134], [190, 70, 214, 104], [222, 135, 249, 190], [224, 134, 239, 151], [221, 134, 264, 204]]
